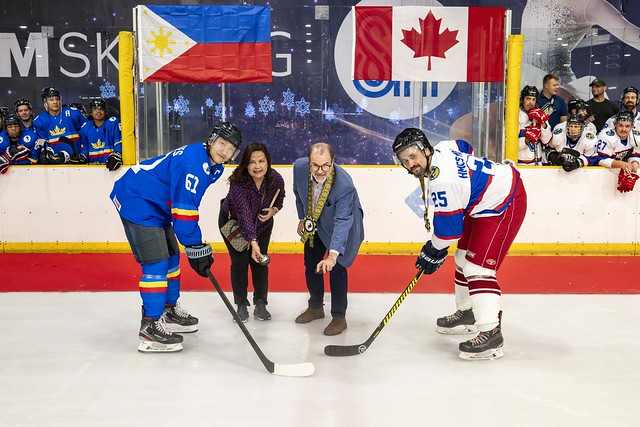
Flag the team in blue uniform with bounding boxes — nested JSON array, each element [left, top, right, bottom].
[[79, 98, 122, 170], [0, 114, 38, 174], [32, 86, 88, 163], [111, 122, 243, 353]]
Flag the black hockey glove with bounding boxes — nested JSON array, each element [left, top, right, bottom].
[[8, 145, 29, 162], [185, 243, 214, 277], [561, 155, 583, 172], [546, 149, 562, 166], [69, 153, 87, 164], [416, 241, 448, 275], [106, 151, 122, 171]]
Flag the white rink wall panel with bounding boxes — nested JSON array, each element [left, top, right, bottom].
[[0, 166, 638, 250]]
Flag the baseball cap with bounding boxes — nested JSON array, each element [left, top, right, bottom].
[[589, 78, 606, 87]]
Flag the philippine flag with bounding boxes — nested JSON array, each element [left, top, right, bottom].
[[136, 5, 272, 83], [353, 6, 504, 83]]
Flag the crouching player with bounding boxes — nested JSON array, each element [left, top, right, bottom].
[[110, 122, 243, 352], [392, 128, 527, 360]]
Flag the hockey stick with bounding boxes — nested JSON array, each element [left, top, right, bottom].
[[324, 269, 424, 357], [205, 268, 315, 377]]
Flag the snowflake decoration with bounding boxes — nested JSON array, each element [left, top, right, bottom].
[[245, 101, 256, 118], [258, 95, 275, 116], [215, 102, 225, 118], [324, 107, 335, 122], [389, 110, 401, 125], [359, 97, 368, 110], [447, 107, 458, 118], [282, 88, 295, 111], [331, 103, 344, 119], [99, 81, 116, 99], [172, 95, 190, 116], [205, 98, 214, 108], [355, 105, 363, 115], [295, 98, 310, 117]]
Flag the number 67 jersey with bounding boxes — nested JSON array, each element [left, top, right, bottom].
[[428, 140, 521, 249], [110, 142, 224, 246]]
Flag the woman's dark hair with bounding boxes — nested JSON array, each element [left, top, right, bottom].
[[228, 142, 273, 190]]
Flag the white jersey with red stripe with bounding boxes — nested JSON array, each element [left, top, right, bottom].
[[429, 140, 520, 250], [518, 109, 552, 165]]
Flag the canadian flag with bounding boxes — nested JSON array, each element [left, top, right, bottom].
[[353, 6, 505, 82]]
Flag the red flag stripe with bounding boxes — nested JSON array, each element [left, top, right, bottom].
[[146, 42, 272, 83], [353, 6, 393, 81], [466, 7, 504, 82]]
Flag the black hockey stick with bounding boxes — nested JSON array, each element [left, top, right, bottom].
[[324, 269, 424, 357], [205, 268, 315, 377]]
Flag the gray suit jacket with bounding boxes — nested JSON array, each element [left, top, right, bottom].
[[293, 158, 364, 268]]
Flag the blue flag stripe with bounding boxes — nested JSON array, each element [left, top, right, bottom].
[[147, 5, 271, 43]]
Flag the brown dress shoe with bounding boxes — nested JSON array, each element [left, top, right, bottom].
[[295, 307, 325, 324], [323, 317, 347, 336]]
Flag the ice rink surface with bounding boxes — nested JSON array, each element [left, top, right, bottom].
[[2, 291, 639, 427]]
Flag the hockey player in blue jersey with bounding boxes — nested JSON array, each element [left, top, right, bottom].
[[0, 114, 38, 174], [393, 128, 527, 360], [80, 98, 122, 170], [32, 86, 87, 164], [111, 122, 243, 353], [14, 98, 35, 132]]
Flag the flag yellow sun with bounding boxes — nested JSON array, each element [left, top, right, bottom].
[[147, 28, 176, 57]]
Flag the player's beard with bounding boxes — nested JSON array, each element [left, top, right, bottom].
[[410, 164, 427, 178]]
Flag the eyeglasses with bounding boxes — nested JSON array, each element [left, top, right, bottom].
[[310, 163, 332, 172]]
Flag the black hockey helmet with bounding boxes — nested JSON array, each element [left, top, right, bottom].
[[520, 85, 539, 102], [568, 99, 582, 114], [614, 109, 635, 124], [209, 122, 243, 149], [208, 122, 243, 162], [392, 128, 433, 166], [14, 98, 32, 111], [41, 86, 60, 100], [89, 98, 106, 111], [0, 107, 10, 119], [3, 114, 20, 128], [566, 114, 585, 139]]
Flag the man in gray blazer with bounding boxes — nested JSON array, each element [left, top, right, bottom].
[[293, 142, 364, 335]]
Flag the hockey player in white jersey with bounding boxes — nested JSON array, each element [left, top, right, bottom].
[[602, 86, 640, 148], [563, 99, 597, 135], [518, 85, 552, 165], [546, 114, 598, 171], [392, 128, 527, 360], [596, 110, 640, 192]]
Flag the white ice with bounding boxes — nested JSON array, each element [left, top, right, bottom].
[[1, 292, 639, 426]]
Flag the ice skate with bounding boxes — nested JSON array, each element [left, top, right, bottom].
[[436, 309, 477, 335], [162, 302, 199, 333], [138, 317, 184, 353], [458, 325, 504, 360]]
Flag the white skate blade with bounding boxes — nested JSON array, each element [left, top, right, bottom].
[[138, 340, 183, 353], [458, 346, 504, 361], [272, 362, 315, 377], [436, 324, 478, 335], [164, 322, 198, 333]]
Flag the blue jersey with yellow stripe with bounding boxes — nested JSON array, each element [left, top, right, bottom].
[[80, 116, 122, 163], [33, 106, 87, 155], [110, 142, 224, 246]]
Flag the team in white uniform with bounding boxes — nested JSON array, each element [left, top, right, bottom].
[[518, 85, 553, 165], [546, 114, 598, 171]]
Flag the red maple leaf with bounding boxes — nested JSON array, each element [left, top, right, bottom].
[[400, 11, 459, 71]]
